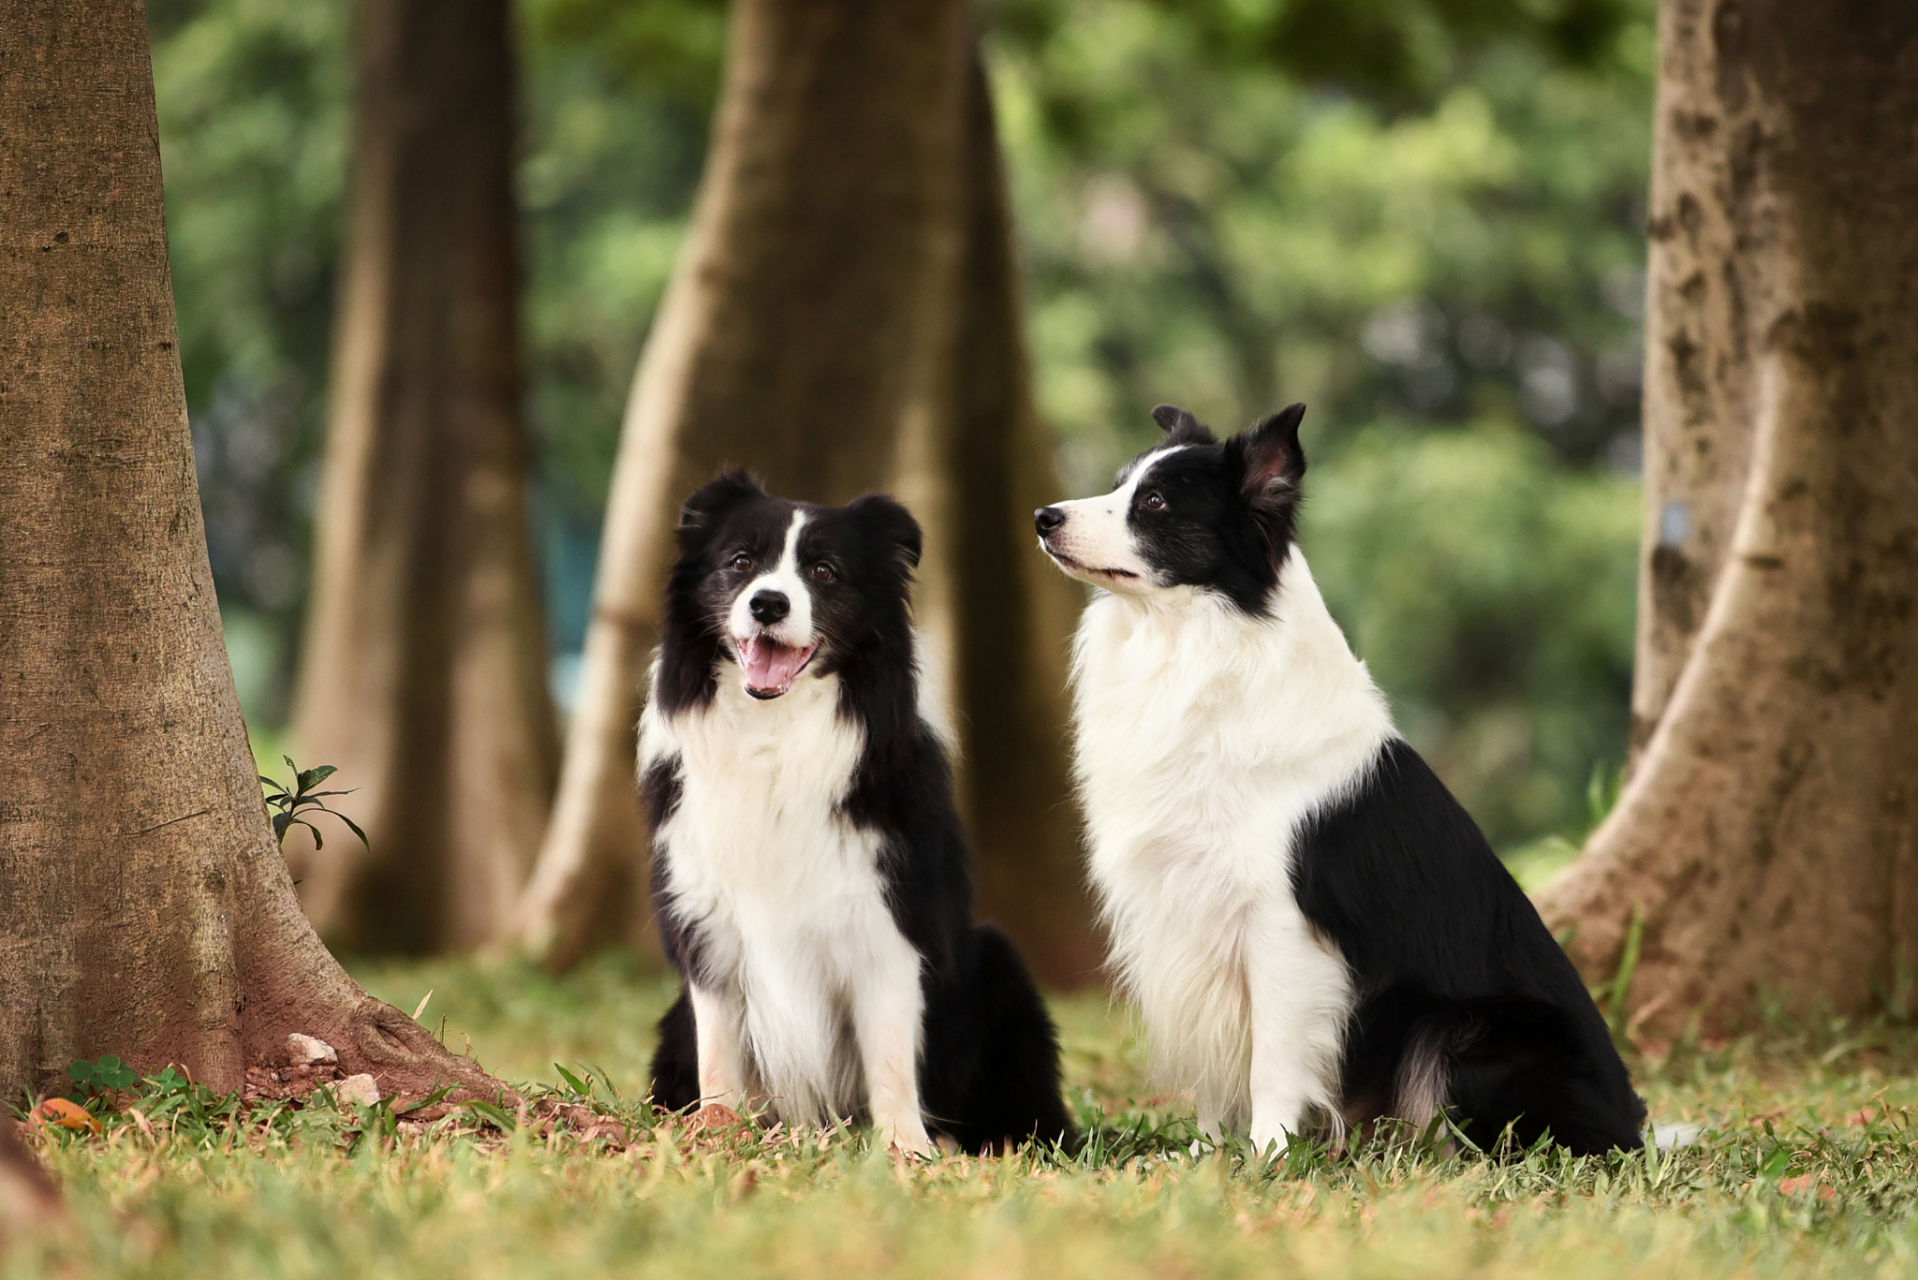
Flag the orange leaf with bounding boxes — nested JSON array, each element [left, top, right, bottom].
[[1777, 1175, 1836, 1201], [32, 1097, 101, 1135]]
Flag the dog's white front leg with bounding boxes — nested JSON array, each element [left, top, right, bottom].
[[1193, 1088, 1231, 1147], [1245, 906, 1352, 1161], [688, 982, 749, 1109], [850, 927, 932, 1157]]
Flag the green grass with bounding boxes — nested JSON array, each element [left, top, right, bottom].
[[14, 955, 1918, 1279]]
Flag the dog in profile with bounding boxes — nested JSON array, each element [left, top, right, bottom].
[[1036, 404, 1643, 1156], [643, 471, 1071, 1155]]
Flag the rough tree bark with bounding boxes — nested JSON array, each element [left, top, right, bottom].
[[0, 0, 498, 1105], [1537, 0, 1918, 1031], [1620, 0, 1766, 766], [292, 0, 557, 953], [512, 0, 1097, 984]]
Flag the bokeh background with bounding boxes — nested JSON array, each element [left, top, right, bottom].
[[155, 0, 1651, 869]]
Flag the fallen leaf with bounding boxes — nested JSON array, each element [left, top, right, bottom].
[[31, 1099, 100, 1136], [1778, 1175, 1837, 1201]]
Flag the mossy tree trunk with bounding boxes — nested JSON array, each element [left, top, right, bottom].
[[512, 0, 1096, 985], [1538, 0, 1918, 1032], [0, 0, 497, 1104], [292, 0, 557, 953]]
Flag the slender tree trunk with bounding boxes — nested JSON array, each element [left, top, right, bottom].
[[1537, 0, 1918, 1031], [513, 0, 1097, 984], [1621, 0, 1769, 764], [0, 0, 498, 1105], [292, 0, 557, 953], [937, 55, 1094, 980]]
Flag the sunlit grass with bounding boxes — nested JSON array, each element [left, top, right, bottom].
[[13, 955, 1918, 1279]]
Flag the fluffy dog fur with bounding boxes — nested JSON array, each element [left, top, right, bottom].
[[644, 472, 1071, 1155], [1036, 404, 1644, 1156]]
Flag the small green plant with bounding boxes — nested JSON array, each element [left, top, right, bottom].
[[66, 1054, 139, 1107], [261, 756, 367, 850], [1586, 759, 1625, 829]]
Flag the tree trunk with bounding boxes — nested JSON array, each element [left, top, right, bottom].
[[0, 0, 498, 1106], [512, 0, 1097, 985], [936, 54, 1096, 983], [292, 0, 557, 953], [1537, 0, 1918, 1031], [1621, 0, 1769, 764]]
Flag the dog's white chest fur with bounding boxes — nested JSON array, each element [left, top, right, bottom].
[[642, 671, 906, 1125], [1071, 553, 1393, 1143]]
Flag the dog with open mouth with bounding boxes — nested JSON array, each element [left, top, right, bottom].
[[642, 471, 1072, 1155], [1037, 403, 1643, 1157]]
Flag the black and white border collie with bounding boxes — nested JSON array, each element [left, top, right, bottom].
[[1036, 404, 1643, 1157], [644, 472, 1071, 1155]]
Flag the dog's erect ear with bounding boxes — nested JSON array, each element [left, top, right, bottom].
[[845, 493, 922, 571], [1232, 404, 1307, 508], [677, 470, 764, 540], [1150, 403, 1218, 447]]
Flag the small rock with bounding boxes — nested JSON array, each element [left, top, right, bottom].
[[335, 1074, 381, 1108], [287, 1033, 338, 1065]]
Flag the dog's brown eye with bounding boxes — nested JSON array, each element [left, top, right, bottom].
[[809, 562, 835, 584], [729, 553, 753, 573], [1142, 492, 1166, 512]]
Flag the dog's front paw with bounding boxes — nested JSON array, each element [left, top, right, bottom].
[[882, 1123, 934, 1160], [1247, 1124, 1291, 1164]]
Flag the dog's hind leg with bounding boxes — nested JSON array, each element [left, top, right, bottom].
[[1443, 1003, 1645, 1156]]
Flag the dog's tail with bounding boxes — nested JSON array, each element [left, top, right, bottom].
[[1393, 1011, 1473, 1134]]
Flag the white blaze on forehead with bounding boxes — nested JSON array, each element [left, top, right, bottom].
[[1040, 447, 1184, 591], [728, 508, 814, 644], [1110, 446, 1180, 503]]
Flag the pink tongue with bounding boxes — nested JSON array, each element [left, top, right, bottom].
[[741, 637, 810, 692]]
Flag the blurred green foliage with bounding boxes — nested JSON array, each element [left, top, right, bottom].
[[1303, 423, 1638, 849], [152, 0, 1651, 852], [991, 0, 1654, 487], [149, 0, 712, 719], [149, 0, 346, 717]]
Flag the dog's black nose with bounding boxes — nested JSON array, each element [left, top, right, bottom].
[[749, 590, 789, 625], [1034, 506, 1066, 535]]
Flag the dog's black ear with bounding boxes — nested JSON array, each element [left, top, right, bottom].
[[677, 469, 764, 540], [1150, 403, 1218, 446], [845, 493, 922, 571], [1232, 404, 1307, 508]]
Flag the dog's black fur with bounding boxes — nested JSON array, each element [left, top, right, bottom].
[[1293, 737, 1646, 1154], [646, 472, 1072, 1153]]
